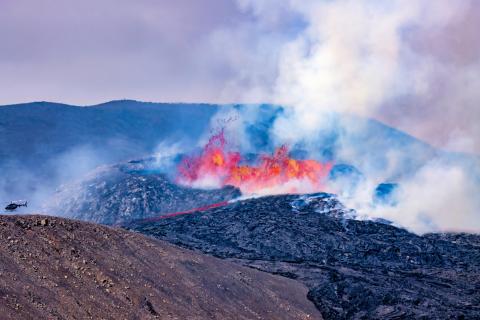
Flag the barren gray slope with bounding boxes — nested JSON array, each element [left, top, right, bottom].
[[0, 214, 321, 320]]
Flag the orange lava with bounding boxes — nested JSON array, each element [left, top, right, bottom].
[[177, 130, 333, 194]]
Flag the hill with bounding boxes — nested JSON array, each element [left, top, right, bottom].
[[0, 214, 321, 320]]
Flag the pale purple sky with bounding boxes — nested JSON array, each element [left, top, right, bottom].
[[0, 0, 255, 105]]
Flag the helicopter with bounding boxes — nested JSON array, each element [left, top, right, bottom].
[[5, 201, 28, 211]]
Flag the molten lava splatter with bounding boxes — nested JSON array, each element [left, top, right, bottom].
[[177, 130, 333, 194]]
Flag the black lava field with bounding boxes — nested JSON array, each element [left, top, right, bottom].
[[128, 193, 480, 319]]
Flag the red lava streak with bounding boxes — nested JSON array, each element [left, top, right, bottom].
[[177, 130, 333, 194], [138, 201, 230, 223]]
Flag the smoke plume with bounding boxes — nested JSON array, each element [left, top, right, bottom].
[[208, 0, 480, 234], [217, 0, 480, 154]]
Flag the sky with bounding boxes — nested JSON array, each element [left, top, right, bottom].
[[0, 0, 479, 154]]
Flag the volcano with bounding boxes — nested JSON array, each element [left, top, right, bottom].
[[3, 100, 479, 319]]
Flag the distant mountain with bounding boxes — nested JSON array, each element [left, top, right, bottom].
[[0, 214, 320, 319], [0, 100, 217, 203], [0, 100, 217, 165]]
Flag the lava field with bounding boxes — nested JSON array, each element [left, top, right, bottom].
[[128, 193, 480, 319]]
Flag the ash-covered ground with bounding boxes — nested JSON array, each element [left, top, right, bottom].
[[0, 214, 320, 320], [128, 193, 480, 320]]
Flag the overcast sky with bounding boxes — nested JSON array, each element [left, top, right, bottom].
[[0, 0, 249, 105], [1, 0, 479, 153]]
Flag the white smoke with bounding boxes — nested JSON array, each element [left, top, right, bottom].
[[210, 0, 480, 234], [231, 0, 479, 149], [348, 161, 480, 234]]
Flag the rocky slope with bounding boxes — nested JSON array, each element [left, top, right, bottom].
[[128, 193, 480, 319], [0, 214, 321, 320], [44, 159, 241, 225]]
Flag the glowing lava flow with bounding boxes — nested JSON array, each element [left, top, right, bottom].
[[135, 201, 230, 224], [177, 130, 333, 194]]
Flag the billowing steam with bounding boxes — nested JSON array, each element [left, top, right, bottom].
[[221, 0, 480, 154], [364, 161, 480, 234], [203, 0, 480, 234]]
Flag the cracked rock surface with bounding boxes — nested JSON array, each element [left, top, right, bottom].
[[129, 193, 480, 319], [44, 159, 240, 225]]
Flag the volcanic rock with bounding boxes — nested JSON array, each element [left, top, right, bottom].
[[44, 159, 241, 225], [0, 214, 321, 320], [128, 193, 480, 319]]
